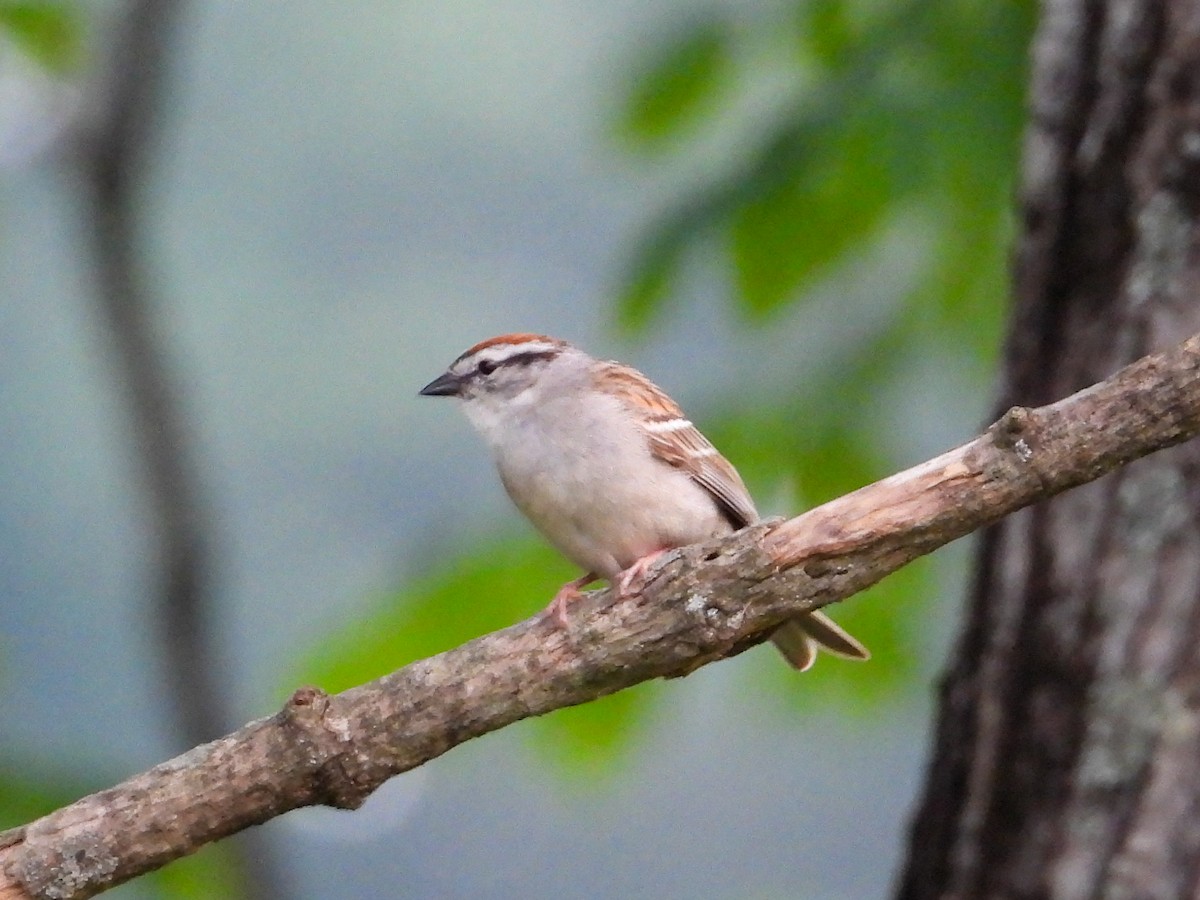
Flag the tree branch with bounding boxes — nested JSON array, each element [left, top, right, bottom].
[[4, 333, 1200, 899]]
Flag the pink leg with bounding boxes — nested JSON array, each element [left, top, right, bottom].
[[616, 549, 667, 597], [544, 572, 599, 628]]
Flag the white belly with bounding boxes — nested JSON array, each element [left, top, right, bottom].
[[492, 400, 730, 579]]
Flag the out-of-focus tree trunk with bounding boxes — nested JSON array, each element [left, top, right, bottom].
[[898, 3, 1200, 898], [78, 2, 288, 897]]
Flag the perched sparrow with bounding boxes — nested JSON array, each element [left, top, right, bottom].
[[420, 333, 869, 671]]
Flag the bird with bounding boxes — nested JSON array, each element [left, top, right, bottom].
[[419, 333, 869, 671]]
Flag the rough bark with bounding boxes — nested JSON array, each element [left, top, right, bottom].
[[898, 2, 1200, 898], [4, 334, 1200, 899]]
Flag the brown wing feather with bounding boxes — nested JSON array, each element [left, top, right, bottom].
[[596, 361, 870, 671], [594, 362, 759, 528]]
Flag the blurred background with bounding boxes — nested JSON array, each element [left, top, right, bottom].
[[0, 1, 1033, 897]]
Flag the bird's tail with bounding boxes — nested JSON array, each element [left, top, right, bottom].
[[770, 611, 870, 672]]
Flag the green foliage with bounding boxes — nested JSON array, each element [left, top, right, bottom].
[[729, 101, 911, 315], [704, 322, 910, 506], [616, 19, 734, 148], [762, 559, 928, 713], [618, 188, 729, 331], [0, 2, 81, 72], [797, 0, 859, 69], [147, 843, 242, 899], [607, 0, 1035, 722], [295, 538, 569, 694], [0, 765, 88, 830], [301, 0, 1035, 777], [704, 332, 931, 709], [616, 0, 1034, 349], [609, 0, 1035, 727], [293, 538, 660, 772], [524, 679, 660, 778]]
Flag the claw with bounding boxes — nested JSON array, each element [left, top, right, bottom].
[[616, 549, 667, 598], [543, 553, 666, 629], [543, 572, 598, 628]]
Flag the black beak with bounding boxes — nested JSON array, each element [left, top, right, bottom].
[[419, 371, 462, 397]]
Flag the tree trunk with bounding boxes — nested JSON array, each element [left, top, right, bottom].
[[898, 2, 1200, 898]]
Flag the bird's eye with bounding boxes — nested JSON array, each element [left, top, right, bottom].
[[477, 360, 496, 376]]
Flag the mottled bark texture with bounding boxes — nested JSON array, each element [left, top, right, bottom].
[[4, 336, 1200, 899], [898, 2, 1200, 898]]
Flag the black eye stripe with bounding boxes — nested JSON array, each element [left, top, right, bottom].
[[473, 350, 558, 376], [507, 350, 558, 367]]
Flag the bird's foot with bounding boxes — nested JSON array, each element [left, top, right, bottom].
[[616, 549, 667, 598], [543, 573, 598, 628]]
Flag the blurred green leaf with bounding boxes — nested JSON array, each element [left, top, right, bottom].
[[526, 679, 660, 776], [910, 0, 1032, 366], [0, 2, 81, 72], [761, 557, 929, 712], [0, 766, 87, 829], [794, 422, 888, 506], [797, 0, 857, 70], [293, 537, 573, 695], [705, 320, 913, 507], [148, 843, 242, 899], [705, 400, 886, 516], [619, 0, 1033, 333], [617, 212, 692, 331], [798, 0, 930, 71], [616, 20, 734, 148], [311, 0, 1038, 778], [294, 537, 663, 772], [615, 176, 747, 330], [729, 94, 929, 315], [915, 194, 1011, 368]]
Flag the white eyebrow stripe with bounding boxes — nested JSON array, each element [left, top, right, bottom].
[[458, 342, 562, 374], [643, 418, 693, 433], [485, 341, 561, 360]]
